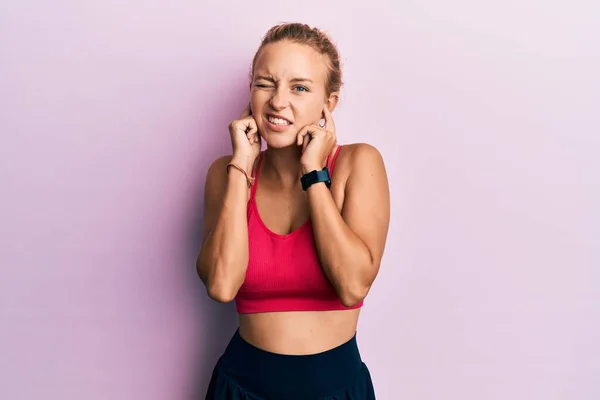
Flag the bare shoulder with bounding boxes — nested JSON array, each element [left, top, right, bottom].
[[204, 153, 241, 202], [202, 155, 234, 237], [337, 142, 390, 259], [206, 154, 233, 180], [338, 142, 384, 162], [204, 155, 232, 196], [334, 143, 387, 183]]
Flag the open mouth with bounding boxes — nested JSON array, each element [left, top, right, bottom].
[[266, 114, 292, 126]]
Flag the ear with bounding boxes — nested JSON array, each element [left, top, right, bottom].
[[325, 92, 339, 113]]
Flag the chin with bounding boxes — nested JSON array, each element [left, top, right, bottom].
[[259, 126, 299, 149], [261, 134, 298, 149]]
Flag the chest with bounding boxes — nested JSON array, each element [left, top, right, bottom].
[[254, 187, 307, 235], [254, 182, 345, 236]]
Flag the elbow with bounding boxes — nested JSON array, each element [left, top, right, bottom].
[[205, 271, 240, 303], [196, 254, 245, 303], [206, 283, 237, 303], [201, 264, 242, 304], [336, 258, 377, 308], [339, 283, 370, 308]]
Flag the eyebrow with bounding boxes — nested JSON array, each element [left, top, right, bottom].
[[254, 76, 314, 84], [254, 75, 275, 82], [290, 77, 313, 83]]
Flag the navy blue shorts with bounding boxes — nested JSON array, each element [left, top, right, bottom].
[[205, 329, 376, 399]]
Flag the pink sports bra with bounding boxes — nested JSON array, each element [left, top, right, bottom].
[[235, 145, 364, 314]]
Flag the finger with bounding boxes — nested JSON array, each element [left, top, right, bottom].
[[244, 119, 258, 136], [247, 123, 260, 139], [302, 134, 310, 152], [240, 103, 251, 118], [296, 125, 321, 146], [296, 125, 310, 146], [323, 106, 335, 132]]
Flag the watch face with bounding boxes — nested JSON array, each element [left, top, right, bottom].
[[301, 168, 331, 190]]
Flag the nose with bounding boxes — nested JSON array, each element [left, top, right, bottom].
[[268, 86, 289, 111]]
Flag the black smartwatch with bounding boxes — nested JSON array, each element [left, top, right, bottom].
[[301, 167, 331, 191]]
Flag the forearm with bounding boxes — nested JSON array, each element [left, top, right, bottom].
[[198, 168, 250, 302], [307, 183, 375, 306]]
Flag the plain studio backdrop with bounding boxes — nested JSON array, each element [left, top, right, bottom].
[[1, 1, 598, 399]]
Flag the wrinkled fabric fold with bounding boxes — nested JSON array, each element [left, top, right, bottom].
[[205, 359, 263, 400]]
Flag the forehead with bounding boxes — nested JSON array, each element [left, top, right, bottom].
[[254, 41, 328, 83]]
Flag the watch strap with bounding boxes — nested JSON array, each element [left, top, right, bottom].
[[301, 167, 331, 191]]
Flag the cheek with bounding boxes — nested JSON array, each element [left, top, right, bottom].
[[250, 92, 267, 114], [299, 102, 324, 124]]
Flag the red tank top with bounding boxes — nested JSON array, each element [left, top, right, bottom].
[[235, 146, 364, 314]]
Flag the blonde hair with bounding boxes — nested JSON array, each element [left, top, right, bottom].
[[251, 23, 343, 96]]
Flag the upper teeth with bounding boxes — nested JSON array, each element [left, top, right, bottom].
[[268, 116, 290, 125]]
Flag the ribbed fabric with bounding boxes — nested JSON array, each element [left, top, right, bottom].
[[235, 145, 364, 314]]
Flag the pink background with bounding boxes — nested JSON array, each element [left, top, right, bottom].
[[1, 1, 599, 399]]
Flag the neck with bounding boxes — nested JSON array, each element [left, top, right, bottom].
[[261, 145, 304, 187]]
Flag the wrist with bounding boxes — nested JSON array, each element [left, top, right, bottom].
[[227, 168, 252, 195], [227, 156, 256, 189], [230, 156, 255, 174], [300, 166, 331, 191], [301, 164, 322, 175]]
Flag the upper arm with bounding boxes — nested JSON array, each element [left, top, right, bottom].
[[341, 144, 391, 266], [202, 155, 232, 243]]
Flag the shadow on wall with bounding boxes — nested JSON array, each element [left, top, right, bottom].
[[182, 76, 251, 399]]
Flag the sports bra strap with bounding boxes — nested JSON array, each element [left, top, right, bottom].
[[250, 145, 342, 200], [250, 152, 264, 200], [328, 145, 342, 177]]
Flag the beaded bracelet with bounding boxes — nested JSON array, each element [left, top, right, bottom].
[[226, 162, 255, 188]]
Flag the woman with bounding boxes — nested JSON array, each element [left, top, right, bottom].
[[197, 22, 390, 399]]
